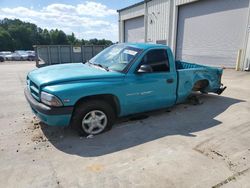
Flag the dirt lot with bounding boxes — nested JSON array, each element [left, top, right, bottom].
[[0, 62, 249, 188]]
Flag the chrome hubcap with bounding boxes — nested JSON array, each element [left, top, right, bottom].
[[82, 110, 107, 134]]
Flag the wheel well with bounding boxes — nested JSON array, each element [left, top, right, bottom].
[[192, 79, 209, 91], [73, 94, 120, 117]]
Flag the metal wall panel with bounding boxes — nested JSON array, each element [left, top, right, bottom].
[[120, 4, 144, 20], [147, 0, 170, 43], [243, 6, 250, 70], [37, 47, 49, 64], [84, 46, 94, 62], [244, 32, 250, 70], [49, 46, 59, 64], [72, 47, 82, 63], [60, 46, 71, 63], [124, 16, 145, 42], [175, 0, 198, 6], [93, 46, 105, 55], [35, 45, 106, 67], [176, 0, 249, 67]]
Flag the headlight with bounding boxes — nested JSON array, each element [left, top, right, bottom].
[[41, 91, 63, 107]]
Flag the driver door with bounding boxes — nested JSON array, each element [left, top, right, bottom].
[[124, 49, 177, 114]]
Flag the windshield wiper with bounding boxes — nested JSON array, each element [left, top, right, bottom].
[[92, 63, 109, 71], [84, 60, 91, 64], [86, 61, 109, 71]]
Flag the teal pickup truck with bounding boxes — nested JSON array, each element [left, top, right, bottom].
[[25, 43, 226, 135]]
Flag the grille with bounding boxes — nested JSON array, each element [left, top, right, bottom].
[[27, 78, 40, 101]]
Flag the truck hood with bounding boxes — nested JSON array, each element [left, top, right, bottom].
[[28, 63, 124, 87]]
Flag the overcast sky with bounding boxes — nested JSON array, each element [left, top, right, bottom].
[[0, 0, 142, 42]]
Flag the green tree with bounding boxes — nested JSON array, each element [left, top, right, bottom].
[[0, 27, 13, 51], [0, 18, 113, 51], [2, 18, 38, 49], [50, 29, 69, 45], [67, 32, 76, 45], [41, 29, 51, 45], [88, 38, 112, 45]]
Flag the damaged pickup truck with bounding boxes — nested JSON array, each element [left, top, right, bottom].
[[25, 43, 226, 135]]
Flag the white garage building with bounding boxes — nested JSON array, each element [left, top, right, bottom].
[[118, 0, 250, 70]]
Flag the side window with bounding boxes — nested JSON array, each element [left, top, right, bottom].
[[141, 49, 170, 72]]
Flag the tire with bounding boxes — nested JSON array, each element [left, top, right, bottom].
[[71, 100, 115, 136]]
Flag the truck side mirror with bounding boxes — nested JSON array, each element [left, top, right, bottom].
[[138, 64, 153, 73]]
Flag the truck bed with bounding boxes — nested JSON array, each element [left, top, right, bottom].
[[175, 61, 223, 103], [176, 60, 209, 70]]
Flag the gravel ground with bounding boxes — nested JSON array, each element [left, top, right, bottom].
[[0, 62, 249, 188]]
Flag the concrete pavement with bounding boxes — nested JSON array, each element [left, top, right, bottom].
[[0, 62, 249, 188]]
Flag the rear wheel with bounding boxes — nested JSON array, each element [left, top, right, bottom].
[[71, 100, 115, 136]]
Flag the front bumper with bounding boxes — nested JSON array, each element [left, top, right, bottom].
[[24, 87, 73, 126]]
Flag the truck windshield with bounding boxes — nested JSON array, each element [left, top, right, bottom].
[[89, 44, 142, 72]]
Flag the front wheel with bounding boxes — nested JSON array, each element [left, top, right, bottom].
[[71, 100, 115, 136]]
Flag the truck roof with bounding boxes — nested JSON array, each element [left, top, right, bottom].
[[125, 43, 170, 50]]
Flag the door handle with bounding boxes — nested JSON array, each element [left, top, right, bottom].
[[166, 78, 174, 84]]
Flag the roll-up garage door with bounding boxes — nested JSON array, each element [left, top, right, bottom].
[[176, 0, 249, 67], [124, 16, 145, 42]]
